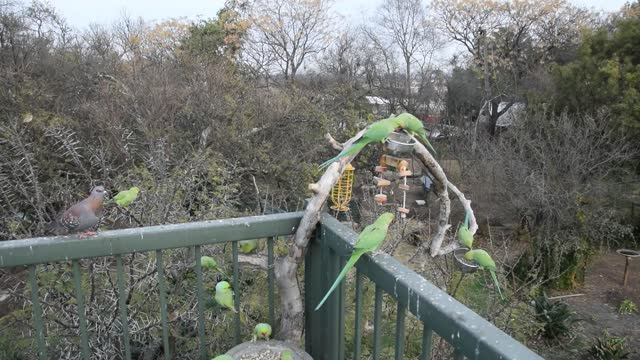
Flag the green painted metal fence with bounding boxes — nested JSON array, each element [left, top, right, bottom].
[[305, 214, 543, 360], [0, 211, 542, 359]]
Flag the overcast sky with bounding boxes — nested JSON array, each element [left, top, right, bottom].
[[51, 0, 630, 31]]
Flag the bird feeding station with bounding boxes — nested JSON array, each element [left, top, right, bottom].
[[616, 248, 640, 287], [329, 163, 355, 212], [373, 131, 416, 218], [453, 247, 479, 273]]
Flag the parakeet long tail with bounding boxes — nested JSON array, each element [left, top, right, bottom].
[[319, 141, 367, 169], [489, 270, 504, 300], [315, 248, 366, 310], [415, 133, 437, 154], [464, 210, 470, 228]]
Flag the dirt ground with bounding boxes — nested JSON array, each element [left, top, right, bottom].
[[546, 252, 640, 359]]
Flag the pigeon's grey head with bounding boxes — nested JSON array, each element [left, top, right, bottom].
[[90, 185, 107, 198]]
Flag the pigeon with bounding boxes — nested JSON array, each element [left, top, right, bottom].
[[51, 185, 107, 238]]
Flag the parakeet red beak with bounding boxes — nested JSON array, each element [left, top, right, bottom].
[[261, 331, 267, 336]]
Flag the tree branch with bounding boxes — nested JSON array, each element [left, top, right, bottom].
[[275, 127, 367, 341]]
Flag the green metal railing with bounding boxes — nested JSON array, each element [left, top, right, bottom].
[[0, 212, 301, 360], [0, 212, 542, 359], [305, 214, 543, 360]]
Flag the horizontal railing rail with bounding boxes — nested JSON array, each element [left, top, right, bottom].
[[305, 213, 542, 360], [0, 212, 303, 360], [1, 211, 542, 360], [0, 212, 303, 267]]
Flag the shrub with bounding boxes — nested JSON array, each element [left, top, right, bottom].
[[617, 299, 637, 315], [587, 331, 629, 360], [532, 291, 578, 340]]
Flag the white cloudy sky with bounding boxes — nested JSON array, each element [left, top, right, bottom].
[[51, 0, 629, 30]]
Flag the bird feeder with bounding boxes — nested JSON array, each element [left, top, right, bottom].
[[616, 249, 640, 287], [330, 163, 355, 212], [385, 131, 416, 156], [396, 160, 412, 218], [453, 248, 479, 273]]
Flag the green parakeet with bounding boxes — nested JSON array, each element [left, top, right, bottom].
[[211, 355, 233, 360], [457, 210, 473, 249], [393, 113, 436, 154], [253, 323, 272, 340], [200, 256, 230, 276], [214, 281, 237, 313], [315, 212, 395, 310], [239, 239, 258, 254], [200, 256, 218, 270], [463, 249, 504, 300], [112, 187, 139, 207], [280, 350, 293, 360], [319, 118, 399, 169]]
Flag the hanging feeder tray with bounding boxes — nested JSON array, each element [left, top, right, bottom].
[[453, 248, 479, 273], [374, 194, 387, 203], [375, 177, 392, 187], [375, 166, 387, 173], [385, 132, 416, 156]]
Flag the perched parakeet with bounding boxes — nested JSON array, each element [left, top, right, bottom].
[[112, 187, 139, 207], [393, 113, 436, 154], [463, 249, 504, 300], [253, 323, 272, 340], [315, 213, 395, 310], [214, 281, 237, 313], [457, 210, 473, 249], [319, 118, 399, 169], [211, 355, 233, 360], [239, 239, 258, 254], [280, 350, 293, 360]]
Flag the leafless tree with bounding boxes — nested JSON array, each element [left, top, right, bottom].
[[248, 0, 335, 83], [374, 0, 443, 113]]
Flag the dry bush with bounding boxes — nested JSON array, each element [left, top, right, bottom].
[[452, 109, 637, 287]]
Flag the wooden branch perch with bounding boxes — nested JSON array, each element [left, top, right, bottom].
[[274, 128, 366, 341], [412, 140, 451, 257], [324, 133, 344, 151], [412, 138, 477, 256]]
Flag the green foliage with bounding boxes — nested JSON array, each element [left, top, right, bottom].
[[553, 13, 640, 134], [587, 331, 630, 360], [617, 299, 637, 314], [533, 292, 578, 340], [445, 66, 483, 126]]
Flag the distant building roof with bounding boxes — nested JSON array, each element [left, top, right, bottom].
[[364, 96, 390, 105]]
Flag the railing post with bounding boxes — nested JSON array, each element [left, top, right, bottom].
[[304, 226, 324, 358]]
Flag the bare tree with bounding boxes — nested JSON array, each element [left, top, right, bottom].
[[248, 0, 335, 83], [432, 0, 593, 135], [375, 0, 443, 113]]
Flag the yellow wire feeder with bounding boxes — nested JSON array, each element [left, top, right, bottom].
[[330, 163, 355, 212]]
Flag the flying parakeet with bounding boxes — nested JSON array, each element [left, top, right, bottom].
[[253, 323, 272, 341], [315, 212, 395, 310], [280, 350, 293, 360], [457, 210, 473, 249], [319, 117, 399, 169], [211, 355, 233, 360], [393, 113, 436, 154], [214, 281, 237, 313], [463, 249, 504, 300], [112, 187, 139, 207], [239, 239, 258, 254]]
